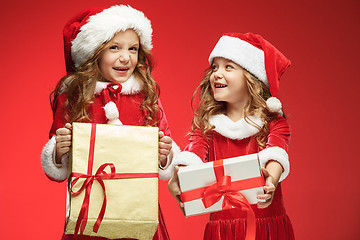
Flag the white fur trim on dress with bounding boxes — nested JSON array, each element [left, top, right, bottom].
[[41, 136, 69, 181], [209, 114, 264, 140], [159, 150, 203, 180], [72, 5, 153, 67], [209, 35, 268, 86], [258, 147, 289, 182], [94, 75, 143, 95]]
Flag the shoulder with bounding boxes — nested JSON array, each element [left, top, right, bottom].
[[268, 116, 291, 134], [269, 116, 289, 127]]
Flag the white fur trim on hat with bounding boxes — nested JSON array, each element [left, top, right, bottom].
[[209, 114, 264, 140], [41, 136, 69, 181], [209, 35, 268, 86], [258, 147, 289, 182], [159, 151, 204, 180], [72, 5, 152, 67]]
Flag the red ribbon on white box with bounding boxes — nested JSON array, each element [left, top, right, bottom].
[[180, 159, 265, 240], [70, 123, 158, 237]]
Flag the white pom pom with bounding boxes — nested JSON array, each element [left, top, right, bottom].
[[103, 101, 119, 120], [266, 97, 282, 113]]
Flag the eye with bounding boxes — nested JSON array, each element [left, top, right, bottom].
[[129, 46, 138, 52], [225, 65, 234, 69], [109, 45, 119, 50], [211, 65, 218, 71]]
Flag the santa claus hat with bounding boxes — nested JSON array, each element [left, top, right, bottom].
[[208, 32, 291, 113], [63, 5, 153, 73]]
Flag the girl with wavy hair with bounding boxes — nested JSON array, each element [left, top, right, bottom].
[[41, 5, 177, 240], [168, 32, 295, 240]]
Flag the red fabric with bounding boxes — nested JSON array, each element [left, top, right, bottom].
[[49, 92, 171, 138], [49, 91, 171, 240], [63, 7, 103, 73], [184, 116, 290, 161], [184, 116, 294, 240]]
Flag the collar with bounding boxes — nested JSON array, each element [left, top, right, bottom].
[[209, 114, 264, 140], [94, 74, 143, 95]]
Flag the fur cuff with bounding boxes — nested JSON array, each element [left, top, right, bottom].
[[159, 151, 203, 180], [41, 136, 69, 182], [258, 147, 290, 182]]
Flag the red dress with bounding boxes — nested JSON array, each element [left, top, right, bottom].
[[182, 114, 294, 240], [41, 80, 170, 240]]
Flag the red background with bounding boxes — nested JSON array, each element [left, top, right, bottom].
[[1, 0, 359, 239]]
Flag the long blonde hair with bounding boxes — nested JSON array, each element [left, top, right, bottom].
[[191, 67, 276, 149], [51, 37, 160, 126]]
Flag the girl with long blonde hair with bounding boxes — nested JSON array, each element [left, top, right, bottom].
[[168, 32, 295, 240], [41, 5, 177, 240]]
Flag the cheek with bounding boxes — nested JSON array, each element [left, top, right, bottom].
[[131, 54, 138, 66]]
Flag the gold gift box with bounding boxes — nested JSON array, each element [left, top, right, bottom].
[[65, 123, 159, 240]]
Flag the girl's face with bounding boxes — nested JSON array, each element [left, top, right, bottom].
[[99, 29, 139, 83], [210, 57, 249, 105]]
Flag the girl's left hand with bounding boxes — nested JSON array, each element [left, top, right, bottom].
[[158, 131, 172, 167], [257, 167, 276, 209]]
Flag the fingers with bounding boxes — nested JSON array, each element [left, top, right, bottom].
[[168, 167, 181, 198], [257, 173, 276, 209], [158, 131, 164, 139], [158, 134, 172, 163], [55, 123, 73, 158], [168, 166, 185, 214], [64, 123, 72, 130]]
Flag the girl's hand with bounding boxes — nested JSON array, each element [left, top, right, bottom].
[[55, 123, 72, 165], [158, 131, 172, 167], [257, 167, 276, 209], [168, 166, 185, 215]]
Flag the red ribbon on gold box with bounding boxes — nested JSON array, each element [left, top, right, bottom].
[[65, 123, 159, 240]]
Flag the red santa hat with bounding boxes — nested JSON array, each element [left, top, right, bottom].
[[63, 5, 153, 73], [208, 32, 291, 113]]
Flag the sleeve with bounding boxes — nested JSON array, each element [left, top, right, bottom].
[[40, 93, 69, 182], [258, 116, 291, 182]]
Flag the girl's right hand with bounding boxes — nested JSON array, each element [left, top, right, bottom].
[[55, 123, 72, 165], [168, 166, 185, 215]]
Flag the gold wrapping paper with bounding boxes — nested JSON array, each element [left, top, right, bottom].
[[65, 123, 159, 240]]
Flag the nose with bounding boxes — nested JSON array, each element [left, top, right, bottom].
[[118, 51, 130, 63], [214, 70, 223, 79]]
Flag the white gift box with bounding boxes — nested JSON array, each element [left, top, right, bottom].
[[178, 153, 265, 217]]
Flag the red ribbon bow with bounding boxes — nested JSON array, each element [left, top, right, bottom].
[[181, 159, 264, 240], [70, 123, 158, 237], [202, 175, 252, 211], [71, 163, 116, 235], [100, 82, 122, 105]]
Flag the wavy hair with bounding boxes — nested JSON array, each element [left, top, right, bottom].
[[51, 37, 160, 126], [191, 67, 278, 149]]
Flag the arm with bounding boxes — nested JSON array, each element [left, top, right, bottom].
[[41, 93, 71, 182], [258, 116, 291, 182], [168, 129, 208, 214], [256, 117, 291, 208]]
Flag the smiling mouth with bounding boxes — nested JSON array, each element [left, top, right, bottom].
[[113, 67, 129, 72], [214, 82, 227, 88]]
